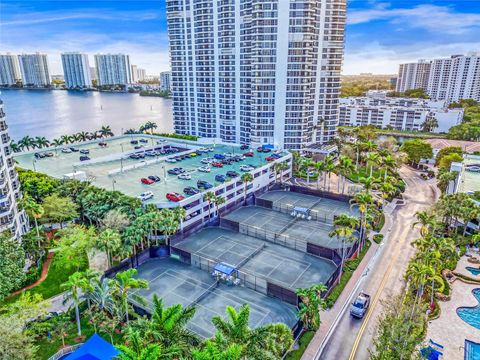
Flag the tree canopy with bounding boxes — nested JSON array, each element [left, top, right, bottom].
[[400, 139, 433, 164], [0, 232, 26, 299]]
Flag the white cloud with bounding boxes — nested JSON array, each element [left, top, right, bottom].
[[348, 4, 480, 35]]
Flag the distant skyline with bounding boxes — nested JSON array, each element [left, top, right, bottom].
[[1, 0, 479, 75]]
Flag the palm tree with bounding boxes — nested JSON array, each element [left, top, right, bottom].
[[117, 329, 179, 360], [366, 152, 380, 177], [338, 156, 355, 194], [437, 171, 458, 194], [359, 176, 380, 193], [51, 138, 64, 149], [18, 135, 35, 151], [213, 195, 225, 218], [211, 304, 293, 359], [99, 125, 114, 138], [90, 277, 115, 314], [314, 160, 326, 189], [112, 268, 149, 323], [329, 214, 359, 278], [350, 192, 374, 250], [97, 229, 122, 267], [77, 131, 89, 142], [192, 334, 242, 360], [240, 172, 254, 204], [51, 314, 71, 348], [204, 191, 215, 221], [18, 194, 44, 244], [323, 156, 335, 191], [10, 142, 21, 153], [379, 182, 396, 205], [412, 211, 437, 238], [273, 162, 289, 184], [62, 272, 87, 336], [420, 117, 439, 133], [381, 155, 397, 182], [160, 210, 181, 246], [145, 295, 199, 355], [34, 136, 49, 148], [296, 284, 328, 331], [78, 269, 100, 310], [124, 128, 137, 135]]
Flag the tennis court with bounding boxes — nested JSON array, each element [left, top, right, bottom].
[[131, 258, 298, 338], [173, 227, 337, 291], [257, 190, 360, 222], [222, 205, 356, 250]]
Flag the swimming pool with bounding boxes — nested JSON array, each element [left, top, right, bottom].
[[457, 288, 480, 330], [467, 267, 480, 276], [465, 340, 480, 360]]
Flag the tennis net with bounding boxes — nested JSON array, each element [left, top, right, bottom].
[[236, 243, 265, 269], [188, 281, 219, 307]]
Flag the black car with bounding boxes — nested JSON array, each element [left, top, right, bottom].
[[80, 149, 90, 154], [226, 171, 239, 178], [184, 187, 200, 196], [167, 167, 185, 175], [45, 152, 54, 157], [221, 159, 233, 165], [197, 180, 213, 189], [231, 156, 242, 162], [240, 144, 249, 150], [130, 140, 138, 144], [79, 156, 90, 161], [134, 145, 143, 150], [139, 139, 148, 143], [130, 154, 140, 159], [148, 175, 161, 182], [70, 147, 79, 152], [34, 152, 45, 159]]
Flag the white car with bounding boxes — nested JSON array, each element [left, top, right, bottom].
[[198, 147, 209, 153], [178, 173, 192, 180], [224, 152, 235, 158], [198, 166, 211, 173], [61, 148, 72, 153], [137, 191, 154, 201], [201, 157, 214, 164], [240, 165, 254, 172], [165, 158, 177, 163]]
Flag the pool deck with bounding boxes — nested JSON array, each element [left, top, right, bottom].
[[426, 256, 480, 360]]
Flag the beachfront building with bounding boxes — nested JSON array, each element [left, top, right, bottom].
[[61, 52, 92, 89], [17, 53, 50, 87], [159, 71, 171, 92], [339, 93, 464, 133], [396, 60, 432, 93], [0, 99, 28, 239], [0, 54, 21, 86], [94, 54, 132, 86], [166, 0, 346, 149]]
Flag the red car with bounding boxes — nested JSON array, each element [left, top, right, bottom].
[[265, 156, 275, 162], [243, 151, 254, 157], [166, 192, 185, 202], [211, 162, 224, 168], [141, 177, 154, 185]]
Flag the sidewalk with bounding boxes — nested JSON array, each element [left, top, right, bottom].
[[301, 211, 394, 359]]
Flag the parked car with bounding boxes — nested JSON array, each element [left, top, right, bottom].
[[34, 152, 45, 159], [130, 140, 139, 144], [141, 178, 154, 185], [145, 151, 158, 157], [211, 162, 223, 168], [198, 166, 211, 173], [165, 158, 177, 163], [240, 165, 254, 172], [265, 156, 275, 161], [243, 151, 254, 157], [139, 139, 148, 143], [44, 152, 54, 157], [189, 152, 198, 157], [80, 149, 90, 154], [240, 144, 249, 150], [148, 175, 161, 182], [184, 187, 200, 196], [197, 180, 213, 189], [201, 157, 214, 164], [214, 154, 225, 160], [70, 147, 79, 152], [99, 142, 107, 147], [226, 171, 239, 178], [350, 292, 370, 318], [166, 192, 185, 202], [223, 152, 235, 158], [137, 191, 154, 201], [221, 159, 233, 165], [61, 148, 72, 153], [134, 145, 143, 150], [168, 168, 184, 175], [215, 174, 226, 183], [130, 154, 140, 160], [178, 173, 191, 180], [198, 147, 209, 153], [79, 156, 90, 161]]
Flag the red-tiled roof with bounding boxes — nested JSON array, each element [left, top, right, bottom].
[[425, 139, 480, 153]]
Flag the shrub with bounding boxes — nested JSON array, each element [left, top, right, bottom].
[[152, 133, 198, 141], [373, 234, 384, 244]]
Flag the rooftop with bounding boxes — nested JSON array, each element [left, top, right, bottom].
[[14, 135, 283, 205], [460, 155, 480, 194]]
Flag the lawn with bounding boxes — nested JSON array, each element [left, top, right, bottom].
[[346, 166, 383, 183], [1, 252, 87, 306], [34, 315, 123, 359]]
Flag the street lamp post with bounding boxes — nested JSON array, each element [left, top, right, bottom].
[[32, 159, 37, 172], [112, 179, 116, 191]]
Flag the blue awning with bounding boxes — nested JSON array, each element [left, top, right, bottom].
[[420, 346, 443, 360], [66, 334, 119, 360], [213, 262, 236, 276]]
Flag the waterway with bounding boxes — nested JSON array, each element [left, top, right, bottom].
[[0, 89, 173, 141]]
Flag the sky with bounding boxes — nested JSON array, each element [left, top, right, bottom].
[[1, 0, 479, 75]]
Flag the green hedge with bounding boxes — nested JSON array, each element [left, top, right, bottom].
[[285, 331, 315, 360], [373, 234, 384, 244], [152, 133, 199, 141]]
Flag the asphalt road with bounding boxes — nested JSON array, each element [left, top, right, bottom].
[[319, 166, 439, 360]]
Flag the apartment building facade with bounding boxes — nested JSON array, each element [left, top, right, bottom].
[[61, 53, 92, 88], [395, 60, 431, 93], [0, 54, 21, 86], [166, 0, 346, 149], [94, 54, 132, 86], [18, 53, 50, 87]]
